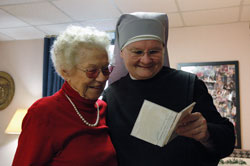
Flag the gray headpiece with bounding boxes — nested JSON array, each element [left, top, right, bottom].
[[108, 12, 170, 85]]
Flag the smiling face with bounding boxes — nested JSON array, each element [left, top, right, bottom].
[[63, 47, 109, 100], [121, 40, 164, 80]]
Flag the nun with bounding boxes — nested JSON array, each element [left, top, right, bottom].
[[103, 12, 235, 166]]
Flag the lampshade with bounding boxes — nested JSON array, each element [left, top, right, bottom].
[[5, 109, 27, 134]]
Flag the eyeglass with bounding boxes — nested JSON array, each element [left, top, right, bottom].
[[127, 48, 163, 58], [77, 65, 113, 78]]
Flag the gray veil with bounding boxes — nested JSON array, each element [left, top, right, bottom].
[[108, 12, 170, 85]]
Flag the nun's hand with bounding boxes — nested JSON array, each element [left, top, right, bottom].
[[175, 112, 210, 143]]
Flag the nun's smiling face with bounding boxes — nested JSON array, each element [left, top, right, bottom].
[[121, 40, 164, 80]]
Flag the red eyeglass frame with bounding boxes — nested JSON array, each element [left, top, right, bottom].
[[77, 65, 114, 78]]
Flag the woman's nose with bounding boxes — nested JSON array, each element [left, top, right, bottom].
[[95, 71, 108, 82], [140, 53, 152, 64]]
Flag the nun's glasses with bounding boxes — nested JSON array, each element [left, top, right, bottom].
[[126, 48, 163, 58]]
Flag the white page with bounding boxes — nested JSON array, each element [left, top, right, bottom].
[[163, 102, 196, 145], [131, 100, 177, 146], [131, 100, 196, 147]]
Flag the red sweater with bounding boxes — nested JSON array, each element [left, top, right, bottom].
[[12, 82, 117, 166]]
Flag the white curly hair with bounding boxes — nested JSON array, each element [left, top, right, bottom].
[[50, 25, 110, 78]]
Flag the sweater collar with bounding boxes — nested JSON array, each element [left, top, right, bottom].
[[62, 81, 97, 106]]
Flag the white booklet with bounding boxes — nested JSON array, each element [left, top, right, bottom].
[[131, 100, 196, 147]]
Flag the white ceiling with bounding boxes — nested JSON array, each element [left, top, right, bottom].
[[0, 0, 249, 41]]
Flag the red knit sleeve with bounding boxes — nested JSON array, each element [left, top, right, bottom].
[[12, 104, 55, 166]]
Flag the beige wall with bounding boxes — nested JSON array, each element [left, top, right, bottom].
[[0, 39, 43, 166], [0, 22, 249, 165]]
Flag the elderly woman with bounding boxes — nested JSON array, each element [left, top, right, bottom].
[[12, 26, 117, 166]]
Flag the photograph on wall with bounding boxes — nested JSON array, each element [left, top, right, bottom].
[[177, 61, 241, 148]]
